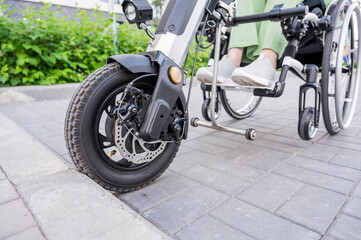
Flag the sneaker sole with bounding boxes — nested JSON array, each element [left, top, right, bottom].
[[232, 68, 272, 87], [197, 70, 231, 84]]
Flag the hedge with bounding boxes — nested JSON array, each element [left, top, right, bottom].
[[0, 2, 211, 86]]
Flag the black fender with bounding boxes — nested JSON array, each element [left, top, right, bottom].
[[106, 54, 157, 74], [139, 51, 188, 142]]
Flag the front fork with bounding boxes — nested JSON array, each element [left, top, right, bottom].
[[299, 64, 321, 129]]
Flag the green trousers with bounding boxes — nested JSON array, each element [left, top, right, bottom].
[[229, 0, 332, 63]]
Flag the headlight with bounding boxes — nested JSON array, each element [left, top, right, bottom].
[[121, 0, 153, 25], [124, 3, 136, 22]]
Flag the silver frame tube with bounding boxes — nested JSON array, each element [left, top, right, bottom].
[[194, 23, 256, 140]]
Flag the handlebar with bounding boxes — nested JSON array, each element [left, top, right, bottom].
[[231, 6, 309, 26]]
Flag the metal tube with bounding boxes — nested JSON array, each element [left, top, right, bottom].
[[193, 23, 256, 140], [195, 120, 247, 135], [209, 23, 222, 126]]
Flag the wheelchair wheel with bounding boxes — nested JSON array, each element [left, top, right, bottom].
[[201, 97, 221, 121], [322, 0, 361, 134], [219, 87, 262, 120], [298, 107, 318, 140]]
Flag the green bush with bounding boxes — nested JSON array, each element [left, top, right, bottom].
[[0, 3, 149, 86], [0, 2, 210, 86]]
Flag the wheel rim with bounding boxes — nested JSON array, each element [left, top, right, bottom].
[[94, 83, 167, 172], [207, 99, 221, 120], [308, 116, 318, 139], [335, 4, 361, 129], [220, 86, 262, 118]]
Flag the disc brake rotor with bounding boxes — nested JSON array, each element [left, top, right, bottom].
[[114, 118, 167, 164]]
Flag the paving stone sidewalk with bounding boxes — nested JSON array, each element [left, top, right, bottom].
[[0, 113, 170, 240], [1, 74, 361, 240]]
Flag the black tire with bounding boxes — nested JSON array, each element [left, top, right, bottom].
[[201, 98, 212, 121], [201, 97, 221, 121], [219, 88, 262, 120], [64, 62, 180, 192], [298, 107, 318, 140], [321, 0, 351, 135]]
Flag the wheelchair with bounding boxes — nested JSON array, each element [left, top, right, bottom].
[[193, 0, 361, 140]]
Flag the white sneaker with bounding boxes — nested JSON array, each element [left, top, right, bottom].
[[232, 52, 276, 89], [196, 55, 237, 84]]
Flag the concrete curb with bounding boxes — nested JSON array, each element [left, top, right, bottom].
[[0, 83, 80, 104], [0, 112, 170, 240]]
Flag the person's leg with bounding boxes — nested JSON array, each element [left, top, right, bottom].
[[228, 0, 266, 65], [256, 0, 299, 61], [196, 0, 266, 84], [228, 48, 244, 67], [232, 0, 299, 88]]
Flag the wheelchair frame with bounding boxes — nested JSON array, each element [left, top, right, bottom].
[[191, 0, 361, 141]]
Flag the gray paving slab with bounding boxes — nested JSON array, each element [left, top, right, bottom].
[[319, 137, 361, 152], [354, 181, 361, 198], [4, 226, 45, 240], [322, 134, 361, 145], [0, 113, 69, 185], [0, 199, 37, 239], [276, 185, 346, 234], [175, 215, 253, 240], [40, 134, 68, 156], [182, 139, 231, 156], [261, 134, 312, 148], [199, 135, 246, 149], [273, 164, 355, 195], [180, 164, 250, 195], [19, 122, 58, 139], [298, 144, 341, 162], [0, 169, 6, 180], [237, 173, 304, 212], [338, 124, 361, 137], [249, 138, 303, 154], [169, 149, 215, 172], [18, 170, 170, 240], [222, 143, 266, 160], [202, 158, 267, 183], [321, 236, 337, 240], [269, 126, 299, 138], [119, 171, 197, 212], [330, 149, 361, 170], [343, 197, 361, 220], [288, 156, 361, 181], [144, 185, 228, 234], [241, 149, 292, 171], [210, 198, 320, 240], [329, 214, 361, 240], [0, 179, 19, 204]]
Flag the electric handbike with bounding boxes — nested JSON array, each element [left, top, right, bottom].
[[64, 0, 361, 192]]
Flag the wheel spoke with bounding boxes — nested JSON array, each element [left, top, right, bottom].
[[98, 133, 115, 148], [105, 95, 117, 118]]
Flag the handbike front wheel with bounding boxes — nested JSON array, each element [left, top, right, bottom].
[[64, 62, 180, 192]]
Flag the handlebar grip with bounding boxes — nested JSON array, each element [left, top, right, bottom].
[[277, 6, 309, 19]]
